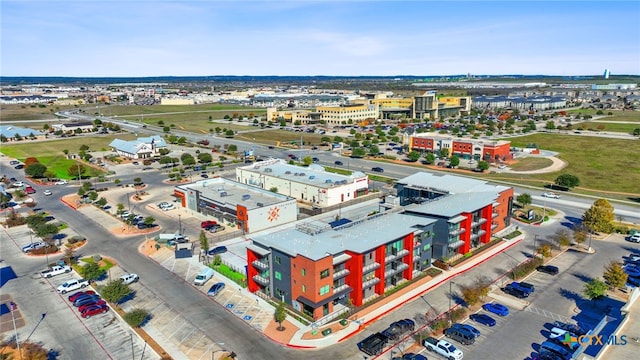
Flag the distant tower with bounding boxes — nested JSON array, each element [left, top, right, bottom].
[[604, 69, 610, 79]]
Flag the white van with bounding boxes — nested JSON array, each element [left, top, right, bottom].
[[194, 268, 215, 286]]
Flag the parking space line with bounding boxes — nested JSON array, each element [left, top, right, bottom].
[[161, 314, 184, 332]]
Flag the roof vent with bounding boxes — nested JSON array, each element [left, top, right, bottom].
[[309, 175, 315, 179], [257, 202, 264, 207], [220, 191, 227, 197], [242, 194, 251, 200], [299, 173, 305, 176], [325, 179, 333, 184], [285, 171, 291, 175]]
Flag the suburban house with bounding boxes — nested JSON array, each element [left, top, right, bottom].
[[108, 135, 167, 159]]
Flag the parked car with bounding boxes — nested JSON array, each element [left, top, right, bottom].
[[451, 323, 481, 337], [552, 321, 587, 336], [482, 302, 509, 316], [207, 246, 228, 256], [78, 300, 106, 313], [312, 157, 319, 163], [401, 354, 428, 360], [160, 203, 175, 211], [542, 192, 560, 199], [120, 273, 139, 285], [22, 241, 46, 253], [55, 180, 68, 185], [68, 290, 96, 302], [444, 327, 476, 345], [624, 265, 640, 277], [502, 284, 530, 299], [207, 225, 226, 233], [25, 186, 36, 194], [14, 164, 24, 170], [207, 282, 226, 296], [137, 222, 156, 229], [371, 167, 384, 173], [201, 220, 218, 228], [509, 281, 535, 294], [628, 234, 640, 243], [334, 161, 343, 166], [81, 304, 109, 318], [43, 190, 53, 196], [9, 160, 20, 165], [537, 265, 560, 275], [74, 295, 101, 308], [469, 313, 496, 327], [12, 181, 25, 188]]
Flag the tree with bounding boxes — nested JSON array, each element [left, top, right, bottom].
[[117, 203, 125, 214], [144, 216, 155, 225], [199, 230, 209, 263], [603, 261, 628, 289], [269, 187, 278, 193], [63, 246, 76, 265], [36, 223, 59, 238], [439, 148, 449, 158], [123, 308, 150, 327], [25, 163, 47, 178], [96, 197, 108, 207], [351, 147, 366, 158], [516, 193, 532, 207], [24, 157, 39, 167], [449, 155, 460, 167], [424, 153, 436, 164], [555, 174, 580, 188], [224, 129, 235, 137], [573, 224, 588, 245], [100, 279, 132, 304], [368, 145, 380, 156], [67, 163, 86, 179], [477, 160, 489, 171], [551, 228, 572, 249], [583, 278, 607, 301], [302, 156, 313, 166], [81, 262, 105, 281], [133, 177, 143, 186], [537, 244, 552, 258], [198, 153, 212, 163], [88, 191, 99, 201], [583, 198, 615, 233], [545, 121, 555, 130], [227, 144, 237, 153], [181, 154, 196, 166], [274, 301, 287, 331], [407, 150, 421, 162]]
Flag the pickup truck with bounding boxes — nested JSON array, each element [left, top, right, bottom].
[[424, 337, 464, 360], [40, 265, 72, 278], [357, 332, 388, 356], [381, 318, 416, 340], [57, 279, 90, 294]]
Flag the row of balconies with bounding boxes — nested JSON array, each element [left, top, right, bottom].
[[253, 274, 270, 286], [384, 263, 410, 278], [385, 249, 409, 263], [252, 259, 269, 270], [449, 227, 466, 236], [333, 268, 350, 279], [362, 277, 381, 288]]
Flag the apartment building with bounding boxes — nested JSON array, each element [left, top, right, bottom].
[[247, 212, 436, 319], [396, 173, 513, 258]]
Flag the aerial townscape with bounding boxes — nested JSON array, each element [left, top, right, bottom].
[[1, 1, 639, 360]]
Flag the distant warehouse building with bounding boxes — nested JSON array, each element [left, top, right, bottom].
[[236, 158, 370, 207], [174, 177, 297, 234]]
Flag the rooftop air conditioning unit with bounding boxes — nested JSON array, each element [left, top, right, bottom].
[[309, 175, 315, 179], [220, 191, 228, 197], [256, 202, 264, 207], [285, 171, 291, 175], [299, 173, 305, 176], [242, 194, 251, 200]]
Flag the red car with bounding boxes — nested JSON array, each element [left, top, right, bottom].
[[25, 186, 36, 194], [78, 299, 106, 313], [81, 304, 109, 318], [68, 290, 96, 302], [201, 220, 217, 228]]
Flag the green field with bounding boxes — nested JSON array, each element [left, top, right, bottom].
[[0, 104, 79, 122], [487, 134, 640, 197], [508, 157, 553, 171], [567, 109, 640, 122], [235, 130, 325, 146], [573, 122, 639, 133]]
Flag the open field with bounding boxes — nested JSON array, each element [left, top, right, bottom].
[[487, 134, 640, 197], [567, 109, 640, 122], [235, 130, 325, 146], [0, 104, 78, 122], [508, 157, 553, 171], [0, 134, 136, 159], [574, 122, 639, 133]]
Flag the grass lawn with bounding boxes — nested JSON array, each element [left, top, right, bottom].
[[573, 122, 639, 133], [0, 134, 136, 159], [0, 104, 79, 121], [508, 157, 553, 171], [235, 129, 326, 146], [567, 109, 640, 122], [489, 134, 640, 197]]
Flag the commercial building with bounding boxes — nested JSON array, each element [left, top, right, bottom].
[[235, 158, 370, 207], [247, 211, 436, 319], [409, 133, 512, 162], [471, 95, 567, 111], [174, 177, 297, 233], [396, 173, 513, 258], [108, 135, 167, 159], [51, 121, 94, 133], [0, 125, 44, 140]]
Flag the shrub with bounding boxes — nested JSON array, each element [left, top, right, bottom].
[[30, 245, 58, 255], [123, 308, 150, 327], [430, 319, 449, 334], [450, 307, 467, 323], [509, 257, 544, 279]]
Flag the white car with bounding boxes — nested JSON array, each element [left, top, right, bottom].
[[43, 190, 53, 196], [55, 180, 68, 185], [12, 181, 25, 187], [120, 273, 139, 285], [542, 192, 560, 199], [629, 234, 640, 243], [160, 203, 175, 211]]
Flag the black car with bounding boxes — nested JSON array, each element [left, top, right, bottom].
[[502, 284, 529, 299], [312, 157, 319, 163], [537, 265, 559, 275], [14, 164, 24, 169], [334, 161, 343, 166], [207, 246, 228, 256], [371, 167, 384, 173]]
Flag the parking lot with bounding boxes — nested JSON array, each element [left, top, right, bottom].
[[0, 226, 158, 359]]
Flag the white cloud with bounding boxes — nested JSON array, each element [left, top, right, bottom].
[[302, 31, 388, 57]]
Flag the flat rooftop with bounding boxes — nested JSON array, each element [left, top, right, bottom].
[[251, 212, 436, 260], [179, 177, 292, 210], [237, 158, 367, 189], [397, 172, 510, 195]]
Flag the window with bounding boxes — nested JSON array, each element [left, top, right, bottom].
[[319, 285, 330, 296], [302, 284, 306, 293], [301, 268, 306, 276], [423, 243, 431, 251], [275, 256, 281, 265], [275, 271, 282, 280], [320, 269, 330, 279]]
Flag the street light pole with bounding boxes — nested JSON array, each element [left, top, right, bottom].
[[533, 234, 538, 258], [448, 281, 454, 325], [178, 214, 182, 235]]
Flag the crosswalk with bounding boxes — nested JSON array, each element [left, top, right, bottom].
[[524, 305, 574, 324]]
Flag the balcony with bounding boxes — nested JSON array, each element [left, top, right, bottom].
[[491, 222, 499, 229], [253, 274, 270, 286], [449, 227, 466, 236], [385, 249, 409, 263], [333, 268, 350, 279], [384, 263, 410, 278], [362, 262, 381, 273], [362, 277, 381, 288], [333, 284, 351, 294], [251, 259, 269, 270], [413, 254, 421, 262], [492, 212, 499, 219]]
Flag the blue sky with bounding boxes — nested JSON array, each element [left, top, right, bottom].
[[2, 1, 639, 77]]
